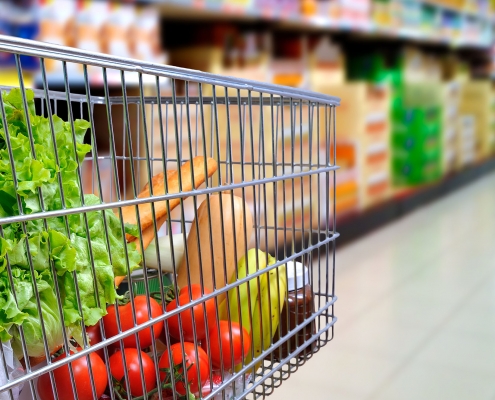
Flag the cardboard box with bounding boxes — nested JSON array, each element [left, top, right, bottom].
[[318, 83, 392, 209], [459, 81, 493, 161]]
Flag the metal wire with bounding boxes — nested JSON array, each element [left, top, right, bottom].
[[0, 35, 339, 400]]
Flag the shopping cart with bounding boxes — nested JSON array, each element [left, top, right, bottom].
[[0, 35, 339, 400]]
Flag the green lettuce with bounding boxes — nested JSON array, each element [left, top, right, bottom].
[[0, 88, 141, 358]]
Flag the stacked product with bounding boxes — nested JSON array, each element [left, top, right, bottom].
[[388, 48, 443, 186], [308, 38, 360, 217], [37, 0, 166, 83], [459, 81, 494, 162], [456, 114, 477, 167], [491, 87, 495, 155], [391, 83, 443, 186], [323, 83, 392, 210], [442, 81, 461, 174], [270, 32, 308, 88], [301, 0, 371, 28]]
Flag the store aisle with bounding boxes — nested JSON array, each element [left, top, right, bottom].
[[270, 171, 495, 400]]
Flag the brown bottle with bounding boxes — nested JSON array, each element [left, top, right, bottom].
[[273, 261, 315, 361]]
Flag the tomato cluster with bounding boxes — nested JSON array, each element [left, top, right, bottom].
[[36, 286, 251, 400]]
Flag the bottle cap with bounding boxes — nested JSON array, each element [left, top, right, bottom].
[[286, 261, 310, 291]]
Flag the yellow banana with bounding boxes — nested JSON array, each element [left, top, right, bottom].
[[252, 260, 287, 371], [226, 249, 269, 334]]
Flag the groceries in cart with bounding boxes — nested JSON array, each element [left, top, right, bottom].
[[0, 87, 317, 399]]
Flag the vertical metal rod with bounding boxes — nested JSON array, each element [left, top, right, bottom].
[[184, 81, 207, 399], [138, 75, 165, 400], [236, 89, 254, 396], [101, 67, 133, 398], [170, 78, 196, 396]]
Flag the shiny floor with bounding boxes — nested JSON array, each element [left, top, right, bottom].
[[270, 171, 495, 400]]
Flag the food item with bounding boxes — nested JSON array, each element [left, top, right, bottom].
[[220, 249, 271, 335], [125, 170, 175, 255], [158, 342, 209, 396], [177, 193, 253, 300], [253, 259, 287, 369], [114, 157, 218, 288], [36, 350, 108, 400], [85, 323, 104, 360], [143, 233, 185, 272], [166, 284, 216, 342], [109, 348, 157, 397], [219, 249, 286, 371], [103, 295, 163, 349], [203, 320, 251, 370], [273, 261, 315, 361], [0, 88, 141, 361], [120, 157, 218, 242]]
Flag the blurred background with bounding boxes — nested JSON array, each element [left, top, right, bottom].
[[2, 0, 495, 399]]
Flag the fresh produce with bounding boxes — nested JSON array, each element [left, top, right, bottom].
[[109, 348, 157, 397], [203, 320, 251, 370], [220, 249, 271, 334], [0, 88, 142, 360], [251, 258, 287, 370], [158, 342, 209, 396], [85, 323, 104, 360], [36, 350, 108, 400], [103, 295, 164, 349], [166, 284, 216, 342], [143, 233, 185, 272], [177, 193, 253, 301], [219, 249, 287, 371]]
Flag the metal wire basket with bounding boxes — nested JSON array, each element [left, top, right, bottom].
[[0, 35, 339, 400]]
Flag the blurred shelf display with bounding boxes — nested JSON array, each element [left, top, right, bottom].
[[333, 156, 495, 247], [157, 0, 494, 48], [34, 0, 168, 87], [2, 0, 495, 248], [322, 83, 393, 210]]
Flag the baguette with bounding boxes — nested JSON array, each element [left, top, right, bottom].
[[119, 156, 218, 242], [177, 193, 253, 301], [114, 157, 218, 287]]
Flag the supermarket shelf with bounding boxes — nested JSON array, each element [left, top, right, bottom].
[[338, 157, 495, 246], [158, 0, 494, 49], [277, 157, 495, 260]]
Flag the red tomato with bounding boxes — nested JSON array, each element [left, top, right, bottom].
[[36, 351, 107, 400], [85, 324, 105, 360], [103, 296, 164, 349], [204, 320, 251, 370], [158, 342, 209, 395], [109, 348, 157, 397], [166, 284, 216, 342]]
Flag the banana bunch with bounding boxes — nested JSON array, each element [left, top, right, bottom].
[[219, 249, 287, 373]]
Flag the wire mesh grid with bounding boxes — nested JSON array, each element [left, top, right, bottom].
[[0, 35, 339, 400]]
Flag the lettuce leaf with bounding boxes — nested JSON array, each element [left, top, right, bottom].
[[0, 88, 142, 358], [9, 268, 63, 359]]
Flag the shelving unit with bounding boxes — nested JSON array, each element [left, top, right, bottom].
[[157, 0, 493, 49], [2, 0, 494, 252]]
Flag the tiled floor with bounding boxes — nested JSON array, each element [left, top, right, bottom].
[[270, 171, 495, 400]]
